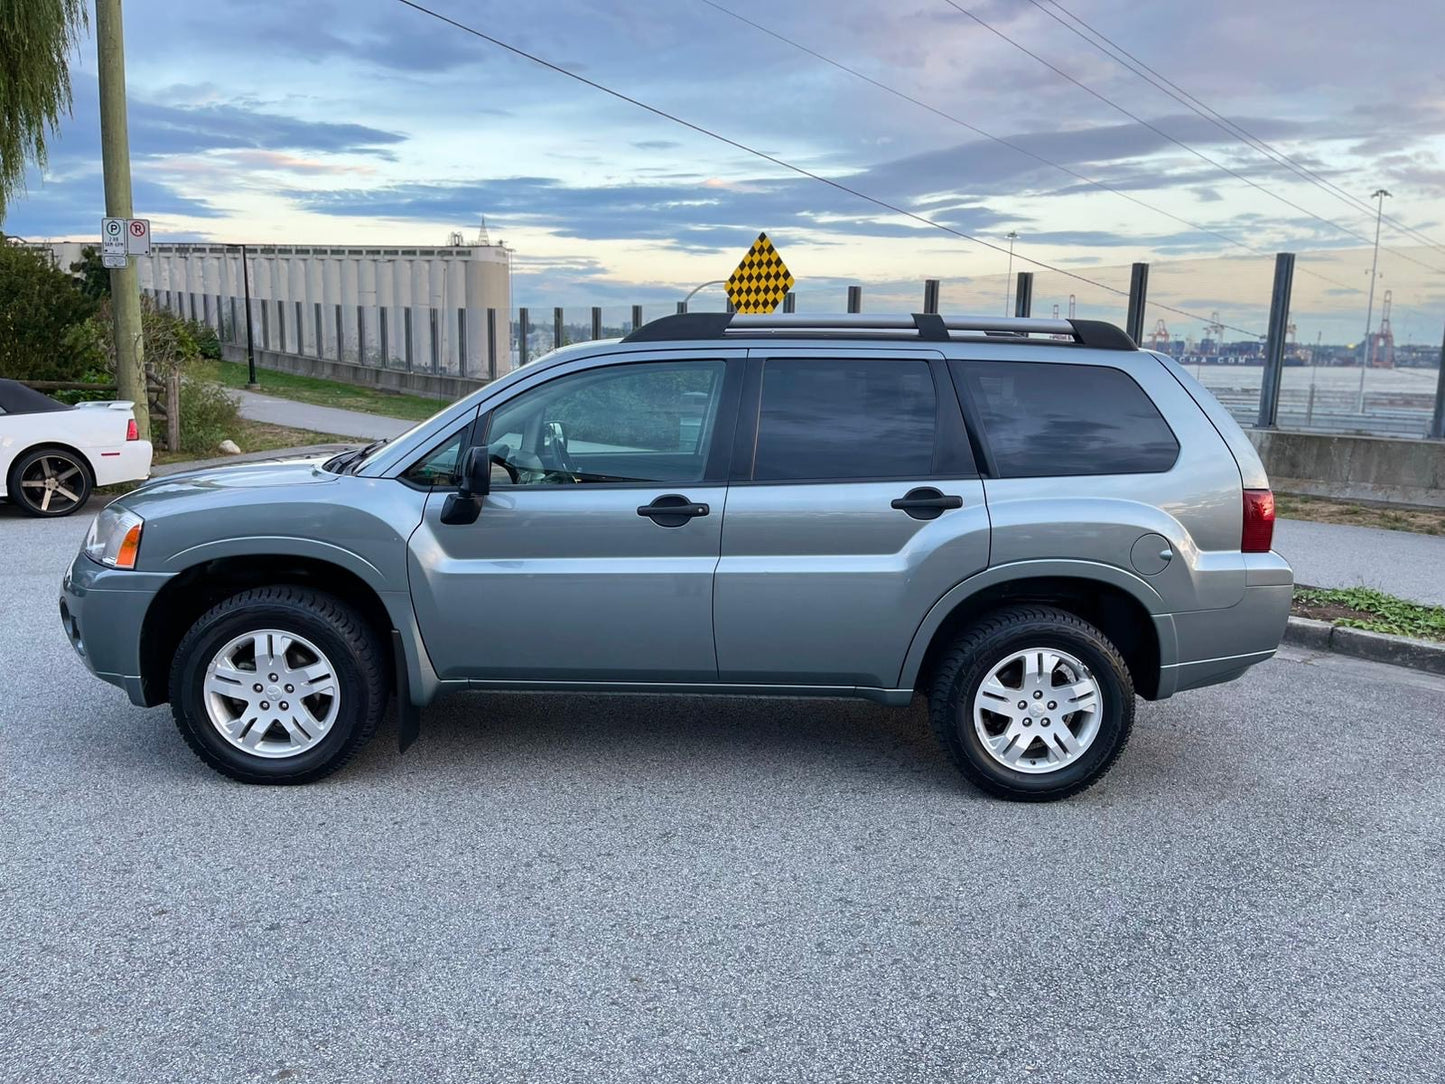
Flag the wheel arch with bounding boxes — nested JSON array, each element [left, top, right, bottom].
[[901, 562, 1174, 701], [137, 553, 410, 708], [5, 440, 95, 487]]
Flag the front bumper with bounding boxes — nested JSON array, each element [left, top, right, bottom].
[[60, 552, 171, 706]]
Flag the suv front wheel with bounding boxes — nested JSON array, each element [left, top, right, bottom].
[[928, 605, 1134, 801], [169, 586, 388, 784]]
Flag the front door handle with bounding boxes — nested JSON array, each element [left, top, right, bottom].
[[890, 487, 963, 521], [637, 494, 710, 527]]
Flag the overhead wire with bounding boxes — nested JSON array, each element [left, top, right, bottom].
[[389, 0, 1264, 336], [939, 0, 1445, 277], [1035, 0, 1445, 259], [699, 0, 1363, 297]]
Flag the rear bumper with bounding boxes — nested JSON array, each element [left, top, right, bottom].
[[91, 440, 152, 487], [1157, 554, 1293, 697], [59, 552, 170, 706]]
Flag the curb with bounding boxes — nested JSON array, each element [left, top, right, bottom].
[[1283, 616, 1445, 676]]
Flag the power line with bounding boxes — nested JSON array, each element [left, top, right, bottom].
[[699, 0, 1361, 297], [388, 0, 1264, 335], [1032, 0, 1445, 259], [939, 0, 1445, 277]]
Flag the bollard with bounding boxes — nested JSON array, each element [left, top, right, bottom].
[[1257, 252, 1295, 429], [591, 307, 603, 340], [1013, 272, 1033, 318], [1125, 262, 1149, 345], [923, 279, 940, 314], [554, 306, 564, 349], [518, 307, 530, 365], [847, 286, 862, 313], [631, 305, 643, 333]]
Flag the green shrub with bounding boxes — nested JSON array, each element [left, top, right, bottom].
[[177, 362, 241, 454], [0, 241, 100, 380]]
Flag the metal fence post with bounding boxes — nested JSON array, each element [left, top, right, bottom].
[[631, 304, 643, 333], [457, 307, 467, 376], [782, 292, 795, 313], [1013, 272, 1033, 318], [676, 301, 688, 314], [1257, 252, 1295, 429], [429, 308, 440, 373], [1430, 323, 1445, 440], [378, 308, 388, 366], [847, 285, 862, 313], [553, 306, 564, 349], [356, 306, 365, 365], [334, 304, 344, 362], [403, 309, 414, 371], [1125, 262, 1149, 345], [923, 279, 940, 314], [519, 307, 530, 365], [486, 308, 498, 378], [591, 307, 602, 340]]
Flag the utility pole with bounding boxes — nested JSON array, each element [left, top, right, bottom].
[[239, 244, 258, 386], [1358, 187, 1390, 412], [96, 0, 148, 439], [1003, 231, 1018, 315]]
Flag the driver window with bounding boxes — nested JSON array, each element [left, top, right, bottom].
[[483, 360, 726, 486]]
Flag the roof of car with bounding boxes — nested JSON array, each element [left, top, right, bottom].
[[0, 379, 71, 415], [620, 312, 1138, 351]]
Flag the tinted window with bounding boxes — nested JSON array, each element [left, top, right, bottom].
[[485, 360, 726, 485], [753, 359, 936, 481], [953, 360, 1178, 477], [401, 430, 466, 488]]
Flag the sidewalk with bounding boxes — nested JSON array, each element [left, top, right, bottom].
[[234, 388, 416, 441], [1274, 518, 1445, 605]]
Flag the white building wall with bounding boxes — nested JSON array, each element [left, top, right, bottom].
[[131, 241, 514, 379]]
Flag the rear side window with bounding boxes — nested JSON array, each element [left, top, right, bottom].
[[753, 358, 936, 481], [952, 360, 1179, 477]]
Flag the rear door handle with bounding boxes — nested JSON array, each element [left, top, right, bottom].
[[890, 487, 963, 520], [637, 494, 710, 527]]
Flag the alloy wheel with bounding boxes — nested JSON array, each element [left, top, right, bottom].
[[202, 629, 341, 759], [970, 647, 1103, 774]]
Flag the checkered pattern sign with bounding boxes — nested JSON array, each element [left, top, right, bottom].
[[726, 232, 794, 314]]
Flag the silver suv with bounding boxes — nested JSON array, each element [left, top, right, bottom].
[[60, 313, 1292, 800]]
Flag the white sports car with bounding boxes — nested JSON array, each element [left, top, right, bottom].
[[0, 378, 154, 517]]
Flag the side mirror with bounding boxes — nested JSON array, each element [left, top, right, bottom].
[[439, 446, 489, 526]]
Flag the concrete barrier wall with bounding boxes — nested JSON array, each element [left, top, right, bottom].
[[222, 344, 489, 403], [1248, 429, 1445, 508]]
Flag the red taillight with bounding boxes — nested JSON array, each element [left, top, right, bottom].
[[1242, 489, 1275, 553], [126, 418, 138, 441]]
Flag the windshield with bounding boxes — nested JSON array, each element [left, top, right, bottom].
[[323, 407, 454, 475]]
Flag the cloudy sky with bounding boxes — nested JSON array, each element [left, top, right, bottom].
[[6, 0, 1445, 342]]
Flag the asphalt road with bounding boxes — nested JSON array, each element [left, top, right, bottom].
[[2, 500, 1442, 1083]]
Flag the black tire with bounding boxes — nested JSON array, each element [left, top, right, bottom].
[[928, 605, 1134, 802], [169, 586, 388, 784], [7, 446, 93, 517]]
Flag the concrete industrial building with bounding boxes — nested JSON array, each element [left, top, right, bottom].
[[135, 239, 514, 378]]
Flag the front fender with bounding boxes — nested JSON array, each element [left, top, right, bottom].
[[895, 558, 1178, 691]]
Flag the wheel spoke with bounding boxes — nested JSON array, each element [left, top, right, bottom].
[[205, 667, 249, 699], [292, 659, 336, 696], [1043, 725, 1082, 758], [39, 457, 55, 480], [978, 676, 1015, 704], [55, 465, 80, 482], [40, 488, 52, 512], [252, 633, 274, 671], [1060, 679, 1099, 712], [54, 485, 80, 503], [19, 479, 46, 488], [239, 716, 272, 749]]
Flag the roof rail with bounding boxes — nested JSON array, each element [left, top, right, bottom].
[[621, 312, 1136, 350]]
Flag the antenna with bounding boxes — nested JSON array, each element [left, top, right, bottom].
[[475, 217, 492, 246]]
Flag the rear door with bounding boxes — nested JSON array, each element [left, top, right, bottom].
[[713, 349, 990, 690]]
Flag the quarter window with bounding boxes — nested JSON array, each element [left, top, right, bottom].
[[952, 360, 1179, 477], [752, 358, 936, 481], [484, 360, 726, 485]]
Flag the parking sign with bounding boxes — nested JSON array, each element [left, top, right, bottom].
[[126, 218, 151, 255], [101, 217, 126, 255]]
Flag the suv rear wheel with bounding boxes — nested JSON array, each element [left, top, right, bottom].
[[928, 605, 1134, 801], [169, 586, 388, 784]]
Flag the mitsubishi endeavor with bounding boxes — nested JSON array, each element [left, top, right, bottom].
[[60, 313, 1292, 801]]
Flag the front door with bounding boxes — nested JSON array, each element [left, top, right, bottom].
[[713, 350, 991, 690], [408, 354, 743, 682]]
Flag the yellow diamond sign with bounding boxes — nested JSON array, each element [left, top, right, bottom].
[[726, 232, 794, 314]]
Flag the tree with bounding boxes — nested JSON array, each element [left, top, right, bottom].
[[0, 0, 87, 219], [70, 244, 110, 302], [0, 241, 101, 380]]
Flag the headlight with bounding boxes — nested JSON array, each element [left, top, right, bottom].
[[84, 507, 144, 569]]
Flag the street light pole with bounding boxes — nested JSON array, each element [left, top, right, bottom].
[[1003, 231, 1018, 315], [239, 244, 258, 387], [96, 0, 148, 440], [1358, 188, 1390, 411]]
